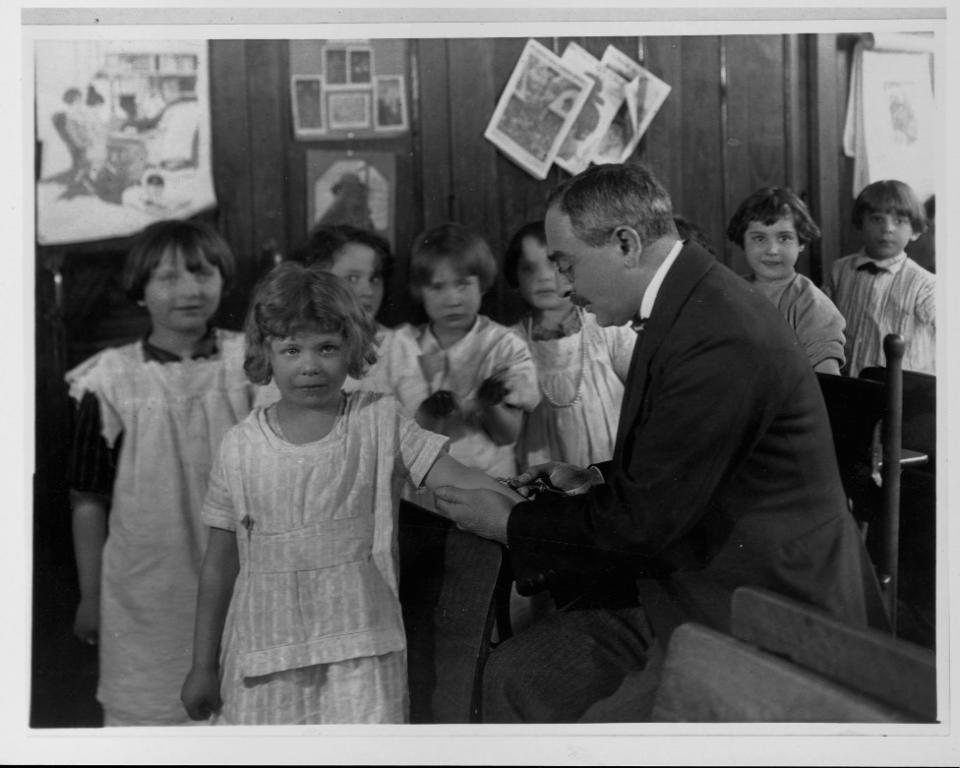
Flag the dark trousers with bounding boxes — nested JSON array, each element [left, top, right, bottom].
[[481, 604, 662, 723]]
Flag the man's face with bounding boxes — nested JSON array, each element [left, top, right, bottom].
[[544, 207, 637, 327]]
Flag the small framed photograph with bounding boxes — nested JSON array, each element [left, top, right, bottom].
[[483, 39, 593, 180], [348, 47, 373, 84], [324, 48, 348, 86], [374, 74, 408, 131], [291, 75, 325, 138], [327, 89, 372, 130]]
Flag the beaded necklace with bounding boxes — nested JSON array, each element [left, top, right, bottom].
[[527, 306, 586, 408]]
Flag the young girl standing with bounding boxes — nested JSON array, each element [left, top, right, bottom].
[[727, 186, 847, 375], [292, 223, 395, 393], [385, 223, 541, 509], [505, 220, 636, 470], [179, 263, 522, 724], [65, 219, 268, 725]]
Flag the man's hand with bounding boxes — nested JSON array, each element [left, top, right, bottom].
[[433, 486, 514, 544], [510, 461, 602, 496]]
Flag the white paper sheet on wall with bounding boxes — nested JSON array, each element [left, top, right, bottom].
[[35, 39, 217, 246], [842, 33, 936, 201]]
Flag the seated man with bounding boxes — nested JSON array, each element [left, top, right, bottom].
[[434, 162, 888, 723]]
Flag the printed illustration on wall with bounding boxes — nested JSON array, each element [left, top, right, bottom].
[[483, 39, 593, 180], [843, 32, 936, 201], [306, 150, 396, 249], [290, 39, 409, 140], [35, 39, 216, 245], [485, 39, 672, 180]]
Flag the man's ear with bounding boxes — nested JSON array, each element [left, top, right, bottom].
[[615, 226, 643, 268]]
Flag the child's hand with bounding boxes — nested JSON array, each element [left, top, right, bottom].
[[72, 596, 99, 646], [478, 374, 510, 407], [420, 390, 459, 420], [180, 666, 223, 721]]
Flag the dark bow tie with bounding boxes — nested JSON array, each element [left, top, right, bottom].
[[631, 317, 647, 333], [858, 261, 888, 275]]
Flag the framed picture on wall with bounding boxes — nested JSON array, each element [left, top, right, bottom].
[[291, 75, 325, 138], [306, 149, 396, 249], [348, 46, 373, 84], [324, 48, 348, 85], [374, 75, 407, 131], [327, 90, 372, 130]]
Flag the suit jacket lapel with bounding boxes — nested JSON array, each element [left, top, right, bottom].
[[613, 242, 717, 462]]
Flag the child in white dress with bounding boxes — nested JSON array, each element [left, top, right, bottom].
[[179, 263, 523, 725], [292, 223, 395, 393], [505, 221, 636, 471], [65, 219, 270, 725], [385, 223, 541, 511]]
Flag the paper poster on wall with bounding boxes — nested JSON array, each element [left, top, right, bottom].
[[554, 42, 628, 176], [843, 33, 936, 201], [592, 45, 672, 165], [35, 39, 216, 246], [306, 150, 396, 249], [484, 39, 593, 180]]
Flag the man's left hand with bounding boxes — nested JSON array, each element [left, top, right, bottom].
[[433, 486, 514, 544]]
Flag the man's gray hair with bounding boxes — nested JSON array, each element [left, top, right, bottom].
[[546, 163, 676, 247]]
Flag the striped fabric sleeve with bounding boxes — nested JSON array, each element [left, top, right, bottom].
[[67, 390, 121, 496]]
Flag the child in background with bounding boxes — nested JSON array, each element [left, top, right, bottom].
[[727, 187, 846, 374], [65, 219, 269, 726], [291, 223, 395, 393], [179, 264, 523, 725], [824, 179, 935, 376], [386, 223, 541, 510], [505, 220, 636, 470]]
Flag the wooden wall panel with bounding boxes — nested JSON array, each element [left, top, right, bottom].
[[641, 36, 684, 217], [724, 34, 787, 276], [209, 39, 256, 329], [676, 36, 727, 265]]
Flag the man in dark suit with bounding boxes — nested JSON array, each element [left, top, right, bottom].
[[434, 163, 887, 723]]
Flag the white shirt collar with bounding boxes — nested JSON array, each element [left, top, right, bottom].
[[639, 239, 685, 321]]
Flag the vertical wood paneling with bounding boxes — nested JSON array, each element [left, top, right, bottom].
[[416, 40, 452, 230], [809, 33, 843, 284], [724, 35, 786, 276], [245, 41, 289, 307], [447, 39, 504, 318], [209, 39, 255, 328], [678, 36, 726, 264], [642, 36, 685, 229]]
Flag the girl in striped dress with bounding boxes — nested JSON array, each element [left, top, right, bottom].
[[179, 262, 521, 725]]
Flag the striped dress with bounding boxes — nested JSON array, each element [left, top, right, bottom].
[[201, 391, 447, 725], [824, 250, 935, 376]]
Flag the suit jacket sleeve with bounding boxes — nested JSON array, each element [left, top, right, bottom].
[[508, 322, 784, 592]]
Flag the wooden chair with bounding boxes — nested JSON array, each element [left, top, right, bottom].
[[859, 366, 937, 648], [816, 333, 905, 631], [651, 586, 937, 723], [398, 501, 511, 723]]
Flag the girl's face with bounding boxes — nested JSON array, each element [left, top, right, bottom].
[[860, 209, 920, 261], [515, 236, 573, 313], [268, 328, 348, 413], [420, 259, 482, 340], [742, 216, 803, 283], [142, 247, 223, 337], [328, 243, 384, 318]]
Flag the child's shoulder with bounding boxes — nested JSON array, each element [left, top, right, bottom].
[[64, 339, 143, 390]]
